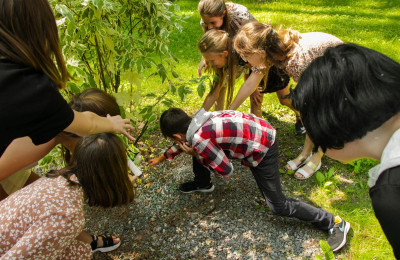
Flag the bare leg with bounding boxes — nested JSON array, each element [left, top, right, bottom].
[[250, 87, 264, 118], [294, 141, 323, 179], [286, 134, 314, 170]]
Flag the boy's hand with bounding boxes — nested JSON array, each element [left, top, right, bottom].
[[177, 142, 198, 156], [148, 154, 166, 166]]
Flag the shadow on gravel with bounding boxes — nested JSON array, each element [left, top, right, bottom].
[[86, 112, 356, 259]]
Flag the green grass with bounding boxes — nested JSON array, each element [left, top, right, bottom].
[[137, 0, 400, 258]]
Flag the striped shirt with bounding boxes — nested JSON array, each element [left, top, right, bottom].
[[164, 110, 276, 177]]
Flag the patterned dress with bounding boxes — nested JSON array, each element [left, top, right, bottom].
[[0, 176, 92, 259], [279, 32, 343, 82]]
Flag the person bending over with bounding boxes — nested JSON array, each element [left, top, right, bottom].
[[291, 43, 400, 258], [149, 107, 350, 252]]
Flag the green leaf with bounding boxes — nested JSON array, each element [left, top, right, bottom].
[[55, 4, 74, 22], [161, 99, 174, 107], [197, 81, 206, 98], [67, 82, 81, 94], [323, 181, 333, 189], [92, 0, 103, 9], [315, 171, 326, 185], [113, 92, 132, 106], [148, 114, 157, 122], [287, 169, 295, 175], [319, 240, 335, 260], [327, 168, 334, 179], [157, 64, 167, 83], [122, 71, 141, 87], [169, 81, 176, 94], [178, 85, 185, 101], [87, 75, 97, 87], [171, 70, 179, 78]]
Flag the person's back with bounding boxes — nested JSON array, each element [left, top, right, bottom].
[[282, 32, 343, 82], [187, 109, 276, 175]]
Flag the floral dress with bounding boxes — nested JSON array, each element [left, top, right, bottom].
[[0, 176, 92, 259], [279, 32, 343, 82]]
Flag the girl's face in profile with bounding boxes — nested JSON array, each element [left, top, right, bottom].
[[203, 51, 228, 68], [203, 15, 225, 30], [240, 50, 267, 68]]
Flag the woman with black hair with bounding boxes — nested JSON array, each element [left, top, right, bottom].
[[291, 43, 400, 258]]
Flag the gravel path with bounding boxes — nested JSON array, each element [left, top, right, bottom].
[[85, 132, 329, 259]]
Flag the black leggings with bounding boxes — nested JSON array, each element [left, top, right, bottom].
[[192, 141, 334, 231]]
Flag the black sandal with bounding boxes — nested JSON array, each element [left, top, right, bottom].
[[91, 234, 121, 253]]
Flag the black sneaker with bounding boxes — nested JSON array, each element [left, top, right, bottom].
[[295, 118, 306, 135], [178, 181, 215, 193], [327, 216, 350, 252]]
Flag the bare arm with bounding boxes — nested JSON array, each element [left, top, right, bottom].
[[0, 110, 134, 180], [148, 154, 166, 166], [65, 110, 134, 141], [0, 137, 56, 181], [228, 72, 264, 110], [197, 57, 208, 77], [201, 82, 224, 112]]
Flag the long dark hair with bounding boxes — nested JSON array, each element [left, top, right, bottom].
[[0, 0, 71, 89], [54, 133, 135, 207]]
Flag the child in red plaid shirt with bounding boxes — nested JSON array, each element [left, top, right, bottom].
[[149, 107, 350, 252]]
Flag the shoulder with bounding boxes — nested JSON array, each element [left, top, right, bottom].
[[299, 32, 343, 46], [0, 60, 63, 105], [227, 3, 256, 24], [0, 60, 55, 90]]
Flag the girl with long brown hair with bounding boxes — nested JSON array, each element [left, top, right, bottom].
[[233, 21, 343, 180], [0, 0, 134, 183]]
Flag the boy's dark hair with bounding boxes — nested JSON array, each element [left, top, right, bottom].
[[291, 43, 400, 152], [160, 108, 192, 138], [51, 133, 135, 207]]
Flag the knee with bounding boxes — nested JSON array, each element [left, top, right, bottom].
[[268, 202, 290, 216]]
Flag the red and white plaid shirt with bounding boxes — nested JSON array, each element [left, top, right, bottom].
[[164, 110, 276, 177]]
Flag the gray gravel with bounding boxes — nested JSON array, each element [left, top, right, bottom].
[[84, 134, 328, 259]]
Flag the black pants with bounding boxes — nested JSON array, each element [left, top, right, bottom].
[[192, 141, 334, 231], [370, 168, 400, 259]]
